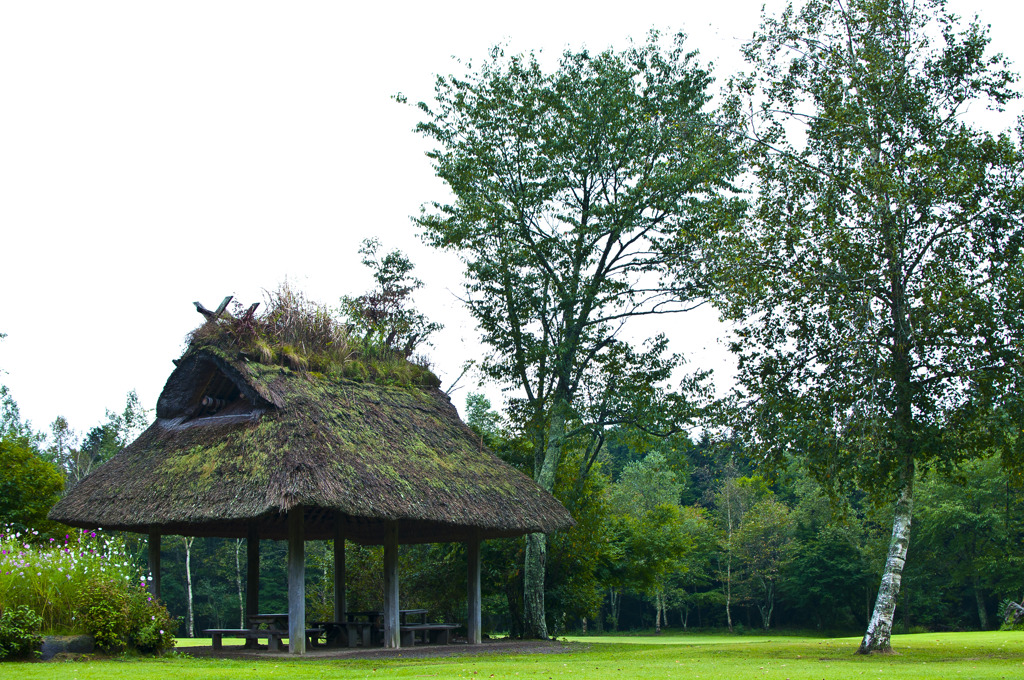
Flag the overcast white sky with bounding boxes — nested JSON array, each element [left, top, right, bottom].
[[1, 0, 1022, 439]]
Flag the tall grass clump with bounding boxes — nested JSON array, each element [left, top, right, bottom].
[[187, 278, 441, 388], [0, 525, 176, 654], [188, 282, 354, 375]]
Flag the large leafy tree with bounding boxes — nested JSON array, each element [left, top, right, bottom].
[[0, 437, 64, 534], [605, 451, 691, 633], [733, 496, 795, 629], [719, 0, 1024, 653], [414, 32, 743, 637]]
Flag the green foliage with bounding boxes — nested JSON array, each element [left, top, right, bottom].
[[77, 577, 177, 654], [607, 452, 684, 514], [607, 505, 693, 596], [72, 390, 150, 484], [546, 455, 612, 630], [340, 238, 442, 358], [130, 600, 178, 654], [77, 579, 128, 652], [415, 29, 740, 468], [0, 439, 64, 535], [604, 454, 695, 609], [732, 498, 796, 629], [782, 475, 871, 630], [662, 506, 720, 626], [720, 0, 1024, 649], [0, 384, 44, 451], [721, 0, 1024, 497], [465, 393, 503, 448], [910, 458, 1024, 628], [0, 604, 43, 660]]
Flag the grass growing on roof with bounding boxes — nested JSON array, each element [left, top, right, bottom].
[[187, 282, 440, 389]]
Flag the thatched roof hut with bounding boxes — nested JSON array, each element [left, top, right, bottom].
[[50, 297, 572, 652], [50, 344, 571, 543]]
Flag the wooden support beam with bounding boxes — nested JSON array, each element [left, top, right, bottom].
[[148, 531, 161, 600], [467, 532, 482, 644], [246, 525, 260, 648], [383, 521, 400, 649], [288, 508, 306, 655], [334, 518, 347, 623]]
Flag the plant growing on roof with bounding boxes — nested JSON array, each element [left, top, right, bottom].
[[340, 238, 442, 358], [187, 283, 353, 375]]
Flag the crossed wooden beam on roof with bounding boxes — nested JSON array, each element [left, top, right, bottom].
[[194, 296, 259, 322]]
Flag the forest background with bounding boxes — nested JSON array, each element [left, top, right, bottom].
[[5, 379, 1023, 638]]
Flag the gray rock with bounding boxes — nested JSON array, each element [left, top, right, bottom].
[[40, 635, 94, 660]]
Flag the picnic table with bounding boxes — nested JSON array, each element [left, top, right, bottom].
[[312, 609, 454, 647], [204, 613, 323, 651]]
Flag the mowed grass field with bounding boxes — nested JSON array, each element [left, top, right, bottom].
[[5, 631, 1023, 680]]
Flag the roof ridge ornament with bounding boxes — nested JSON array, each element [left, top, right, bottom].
[[194, 296, 234, 323]]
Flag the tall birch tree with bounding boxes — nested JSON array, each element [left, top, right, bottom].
[[414, 33, 743, 637], [719, 0, 1024, 653]]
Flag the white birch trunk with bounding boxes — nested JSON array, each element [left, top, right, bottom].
[[183, 536, 195, 638], [234, 538, 244, 628], [858, 479, 913, 654], [725, 557, 733, 633], [609, 587, 620, 631]]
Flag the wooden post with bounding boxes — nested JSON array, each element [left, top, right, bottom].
[[467, 531, 482, 644], [334, 518, 346, 623], [147, 530, 161, 599], [288, 507, 306, 655], [383, 520, 400, 648], [245, 525, 260, 649]]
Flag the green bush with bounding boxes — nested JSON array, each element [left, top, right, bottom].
[[127, 589, 177, 654], [0, 604, 43, 660], [77, 578, 177, 654], [77, 579, 129, 652]]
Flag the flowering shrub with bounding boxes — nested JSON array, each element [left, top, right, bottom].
[[0, 525, 176, 654]]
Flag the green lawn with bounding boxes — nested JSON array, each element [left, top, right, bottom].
[[6, 631, 1023, 680]]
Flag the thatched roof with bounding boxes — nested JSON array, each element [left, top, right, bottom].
[[50, 344, 573, 543]]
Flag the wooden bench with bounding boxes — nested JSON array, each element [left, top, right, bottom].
[[204, 627, 325, 651], [399, 623, 458, 646]]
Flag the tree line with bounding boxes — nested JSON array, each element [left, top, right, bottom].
[[8, 378, 1020, 639]]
